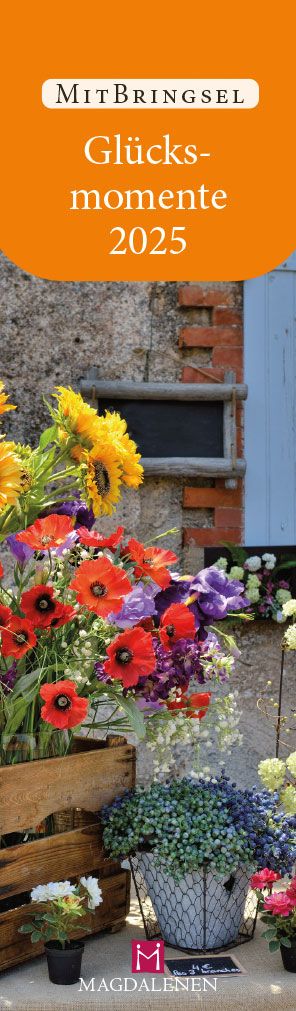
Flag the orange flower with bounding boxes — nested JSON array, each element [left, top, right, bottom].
[[104, 627, 156, 687], [1, 617, 37, 658], [70, 556, 132, 617], [78, 525, 124, 551], [127, 538, 177, 589], [159, 603, 196, 649], [167, 691, 212, 720], [16, 513, 74, 551], [40, 680, 89, 730]]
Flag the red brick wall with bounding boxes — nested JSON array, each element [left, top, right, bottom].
[[178, 283, 244, 552]]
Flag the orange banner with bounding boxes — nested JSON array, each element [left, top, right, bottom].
[[1, 2, 295, 281]]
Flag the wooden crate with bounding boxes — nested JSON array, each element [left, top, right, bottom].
[[0, 737, 135, 971]]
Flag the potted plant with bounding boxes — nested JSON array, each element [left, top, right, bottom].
[[19, 876, 102, 984], [101, 774, 296, 951], [251, 871, 296, 971]]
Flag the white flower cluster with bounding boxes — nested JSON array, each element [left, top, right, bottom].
[[282, 598, 296, 619], [30, 876, 102, 909], [145, 710, 200, 778], [284, 624, 296, 650], [258, 752, 296, 816]]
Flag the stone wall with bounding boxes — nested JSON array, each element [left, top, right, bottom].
[[0, 253, 243, 570]]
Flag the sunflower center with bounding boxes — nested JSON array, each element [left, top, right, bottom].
[[166, 624, 175, 637], [93, 461, 111, 497], [14, 631, 28, 645], [91, 581, 107, 598], [54, 694, 71, 711], [37, 594, 54, 612], [115, 647, 133, 665]]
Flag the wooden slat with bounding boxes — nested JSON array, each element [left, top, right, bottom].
[[0, 871, 129, 972], [0, 824, 119, 901], [142, 457, 246, 477], [0, 743, 135, 834], [80, 378, 248, 401]]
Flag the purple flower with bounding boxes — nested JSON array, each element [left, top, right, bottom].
[[109, 583, 157, 629], [43, 499, 95, 530], [154, 574, 204, 630], [6, 535, 34, 568], [0, 661, 17, 694], [94, 662, 112, 684], [53, 530, 78, 556], [190, 567, 249, 620]]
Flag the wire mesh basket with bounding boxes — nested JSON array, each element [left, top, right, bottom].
[[130, 852, 258, 953]]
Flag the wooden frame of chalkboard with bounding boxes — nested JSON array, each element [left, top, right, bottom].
[[80, 373, 247, 480]]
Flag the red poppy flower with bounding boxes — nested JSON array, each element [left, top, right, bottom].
[[159, 603, 196, 649], [78, 526, 124, 551], [1, 617, 37, 658], [48, 603, 77, 629], [0, 603, 13, 628], [0, 562, 3, 580], [127, 538, 177, 589], [39, 680, 89, 730], [16, 514, 74, 551], [104, 627, 156, 687], [167, 690, 211, 720], [70, 556, 132, 617], [21, 584, 62, 629]]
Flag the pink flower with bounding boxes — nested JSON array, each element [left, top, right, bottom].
[[286, 878, 296, 904], [264, 892, 295, 917], [250, 868, 282, 890]]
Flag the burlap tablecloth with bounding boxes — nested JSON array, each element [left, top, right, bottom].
[[0, 892, 295, 1011]]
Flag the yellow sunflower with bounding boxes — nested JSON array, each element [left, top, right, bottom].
[[0, 381, 16, 417], [54, 386, 102, 449], [84, 442, 122, 516], [0, 441, 22, 512], [99, 413, 143, 489]]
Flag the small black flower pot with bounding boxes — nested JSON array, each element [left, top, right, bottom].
[[45, 941, 84, 985], [280, 941, 296, 973]]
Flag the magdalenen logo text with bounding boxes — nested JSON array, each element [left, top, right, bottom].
[[79, 976, 218, 993]]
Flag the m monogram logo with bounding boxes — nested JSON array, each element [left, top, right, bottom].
[[131, 940, 164, 973]]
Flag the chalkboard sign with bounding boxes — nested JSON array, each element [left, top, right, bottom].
[[97, 397, 223, 459], [165, 955, 243, 977]]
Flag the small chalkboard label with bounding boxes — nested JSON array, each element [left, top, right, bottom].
[[165, 955, 243, 977]]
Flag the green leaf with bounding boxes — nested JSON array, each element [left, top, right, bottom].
[[31, 930, 43, 943], [269, 939, 280, 952], [19, 923, 35, 934], [280, 936, 292, 948], [262, 928, 277, 940], [3, 697, 32, 744], [11, 667, 42, 700], [38, 426, 57, 451], [116, 695, 146, 740]]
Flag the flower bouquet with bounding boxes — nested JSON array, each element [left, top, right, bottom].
[[214, 550, 294, 622], [19, 876, 102, 984], [101, 774, 296, 950], [0, 380, 249, 781]]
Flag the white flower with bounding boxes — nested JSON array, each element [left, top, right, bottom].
[[262, 553, 276, 570], [214, 557, 228, 571], [282, 599, 296, 619], [246, 574, 260, 588], [229, 566, 244, 581], [246, 587, 260, 603], [276, 589, 292, 605], [80, 876, 103, 910], [245, 556, 261, 572], [31, 880, 76, 902], [286, 752, 296, 777], [284, 625, 296, 650]]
